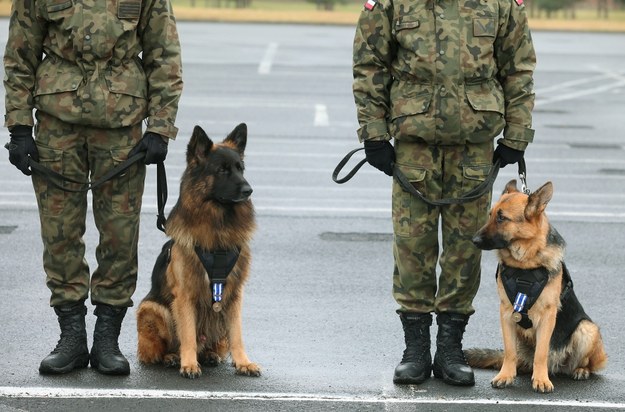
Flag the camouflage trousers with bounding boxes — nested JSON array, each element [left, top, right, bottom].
[[31, 111, 145, 308], [391, 140, 493, 315]]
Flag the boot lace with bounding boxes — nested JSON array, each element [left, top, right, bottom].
[[401, 324, 430, 363], [51, 322, 84, 354]]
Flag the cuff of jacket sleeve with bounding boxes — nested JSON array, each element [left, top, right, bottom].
[[146, 118, 179, 140], [4, 111, 34, 129], [501, 124, 535, 151], [356, 119, 390, 143]]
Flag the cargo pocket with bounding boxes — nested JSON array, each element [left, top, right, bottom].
[[460, 163, 492, 235], [33, 143, 65, 217], [392, 164, 427, 238], [109, 146, 145, 215]]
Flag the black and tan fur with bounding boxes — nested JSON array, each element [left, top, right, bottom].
[[469, 180, 607, 393], [136, 123, 260, 379]]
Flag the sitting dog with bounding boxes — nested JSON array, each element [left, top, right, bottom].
[[136, 123, 260, 379], [468, 179, 607, 393]]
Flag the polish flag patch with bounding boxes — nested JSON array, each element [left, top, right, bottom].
[[514, 0, 523, 5], [364, 0, 377, 11]]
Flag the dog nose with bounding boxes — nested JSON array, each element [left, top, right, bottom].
[[241, 184, 253, 199], [471, 234, 482, 246]]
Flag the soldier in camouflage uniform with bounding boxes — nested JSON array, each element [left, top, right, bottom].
[[353, 0, 535, 386], [4, 0, 183, 375]]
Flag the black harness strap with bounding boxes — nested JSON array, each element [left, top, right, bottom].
[[499, 264, 552, 329], [498, 262, 587, 337], [194, 246, 240, 307]]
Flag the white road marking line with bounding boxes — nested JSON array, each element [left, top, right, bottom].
[[314, 104, 329, 127], [258, 42, 278, 75], [0, 387, 624, 408]]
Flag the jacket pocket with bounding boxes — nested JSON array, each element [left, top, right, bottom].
[[463, 80, 506, 142], [34, 59, 84, 125], [104, 63, 148, 127], [388, 82, 435, 142]]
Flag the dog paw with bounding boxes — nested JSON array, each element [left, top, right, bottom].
[[532, 377, 554, 393], [573, 367, 590, 380], [491, 374, 515, 389], [235, 362, 261, 377], [199, 352, 223, 367], [180, 363, 202, 379], [163, 353, 180, 368]]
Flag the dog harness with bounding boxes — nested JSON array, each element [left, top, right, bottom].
[[498, 264, 552, 329], [498, 262, 591, 350], [194, 246, 240, 312]]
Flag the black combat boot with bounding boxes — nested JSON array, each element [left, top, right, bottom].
[[432, 312, 475, 386], [39, 302, 90, 374], [393, 312, 432, 384], [90, 304, 130, 375]]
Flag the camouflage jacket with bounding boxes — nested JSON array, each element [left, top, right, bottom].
[[3, 0, 183, 139], [353, 0, 536, 150]]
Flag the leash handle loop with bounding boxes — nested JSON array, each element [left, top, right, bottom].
[[331, 146, 534, 206], [331, 147, 368, 184], [156, 161, 168, 233]]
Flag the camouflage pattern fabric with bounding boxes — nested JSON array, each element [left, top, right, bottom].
[[353, 0, 536, 314], [3, 0, 183, 139], [353, 0, 536, 150], [32, 112, 145, 307], [391, 141, 493, 315]]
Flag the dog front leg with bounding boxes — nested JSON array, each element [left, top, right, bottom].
[[492, 305, 518, 388], [532, 308, 556, 393], [226, 298, 261, 377], [171, 296, 201, 379]]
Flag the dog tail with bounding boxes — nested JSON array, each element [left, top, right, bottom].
[[463, 348, 504, 370]]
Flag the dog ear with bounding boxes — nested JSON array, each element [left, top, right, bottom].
[[224, 123, 248, 154], [503, 180, 519, 195], [187, 125, 214, 163], [525, 181, 553, 219]]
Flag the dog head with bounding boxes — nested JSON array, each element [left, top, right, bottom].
[[185, 123, 253, 204], [472, 179, 553, 252]]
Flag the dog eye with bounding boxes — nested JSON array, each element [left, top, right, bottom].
[[218, 166, 229, 175], [495, 210, 508, 223]]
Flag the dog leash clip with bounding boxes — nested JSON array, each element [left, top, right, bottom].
[[518, 158, 530, 195], [519, 172, 530, 195]]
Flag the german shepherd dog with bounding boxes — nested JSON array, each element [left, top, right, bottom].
[[469, 180, 607, 393], [136, 123, 261, 379]]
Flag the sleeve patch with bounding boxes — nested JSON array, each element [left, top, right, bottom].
[[514, 0, 524, 6]]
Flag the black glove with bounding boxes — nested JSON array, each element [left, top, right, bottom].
[[493, 144, 524, 168], [364, 140, 395, 176], [129, 132, 168, 164], [7, 125, 39, 176]]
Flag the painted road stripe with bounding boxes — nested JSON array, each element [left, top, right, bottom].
[[258, 42, 278, 75], [314, 104, 329, 127], [1, 387, 624, 408]]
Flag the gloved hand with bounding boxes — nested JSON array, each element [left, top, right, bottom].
[[493, 144, 524, 168], [129, 132, 168, 164], [364, 140, 395, 176], [7, 125, 39, 175]]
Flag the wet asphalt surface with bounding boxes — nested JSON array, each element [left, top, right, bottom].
[[1, 20, 625, 411]]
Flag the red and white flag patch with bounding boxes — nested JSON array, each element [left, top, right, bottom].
[[364, 0, 377, 11], [514, 0, 524, 5]]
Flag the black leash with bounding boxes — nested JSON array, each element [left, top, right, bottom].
[[332, 147, 528, 206], [5, 143, 168, 232]]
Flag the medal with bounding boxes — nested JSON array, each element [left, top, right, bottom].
[[512, 312, 523, 323], [212, 302, 222, 312]]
